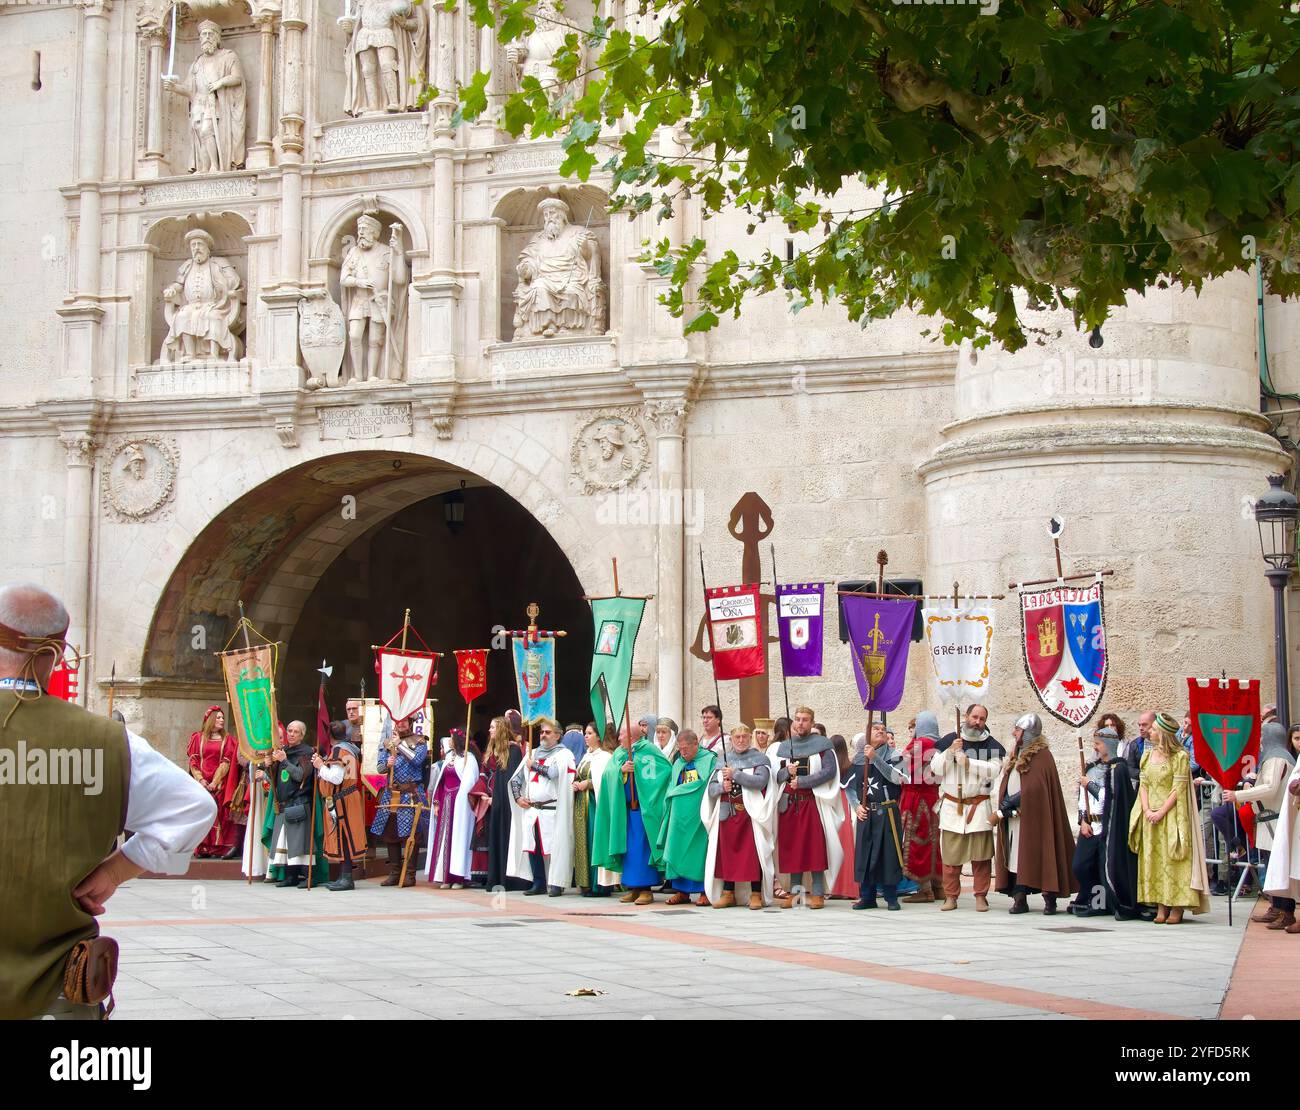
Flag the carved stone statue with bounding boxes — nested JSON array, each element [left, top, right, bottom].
[[506, 0, 581, 100], [161, 20, 247, 173], [513, 198, 606, 339], [161, 229, 243, 364], [339, 0, 429, 116], [340, 214, 409, 382]]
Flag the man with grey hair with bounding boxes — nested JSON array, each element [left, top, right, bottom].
[[161, 19, 247, 173], [0, 582, 214, 1019]]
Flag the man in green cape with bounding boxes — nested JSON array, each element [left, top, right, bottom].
[[592, 723, 673, 905], [657, 729, 718, 906]]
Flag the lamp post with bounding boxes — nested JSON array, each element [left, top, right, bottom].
[[1254, 474, 1299, 726]]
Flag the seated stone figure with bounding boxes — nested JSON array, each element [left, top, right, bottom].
[[161, 229, 243, 364], [513, 198, 606, 339]]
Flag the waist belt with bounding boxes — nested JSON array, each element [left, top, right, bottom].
[[943, 792, 990, 825], [531, 802, 556, 811], [392, 783, 420, 795], [335, 784, 358, 799]]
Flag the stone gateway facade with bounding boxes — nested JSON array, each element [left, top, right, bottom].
[[3, 1, 1299, 770]]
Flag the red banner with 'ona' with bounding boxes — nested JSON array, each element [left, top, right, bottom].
[[705, 584, 765, 681]]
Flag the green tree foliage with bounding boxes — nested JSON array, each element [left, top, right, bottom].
[[452, 1, 1300, 350]]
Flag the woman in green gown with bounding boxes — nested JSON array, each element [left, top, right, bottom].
[[1128, 712, 1210, 923]]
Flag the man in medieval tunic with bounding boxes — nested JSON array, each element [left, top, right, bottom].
[[313, 721, 366, 891], [1070, 726, 1140, 918], [592, 722, 673, 905], [425, 730, 479, 889], [268, 721, 318, 888], [340, 213, 408, 382], [931, 716, 1003, 911], [508, 719, 576, 896], [774, 705, 843, 909], [657, 730, 717, 906], [370, 715, 429, 887], [513, 198, 606, 338], [848, 722, 909, 911], [162, 229, 243, 364], [162, 20, 247, 173], [339, 0, 428, 115], [187, 704, 240, 858], [1236, 721, 1298, 928], [993, 713, 1078, 914], [703, 724, 776, 909]]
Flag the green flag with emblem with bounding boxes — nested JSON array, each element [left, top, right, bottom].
[[588, 596, 647, 731]]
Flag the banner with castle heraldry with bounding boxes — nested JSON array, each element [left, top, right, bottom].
[[513, 634, 557, 725], [841, 595, 916, 711], [1019, 579, 1107, 727], [219, 644, 279, 763], [705, 584, 765, 681]]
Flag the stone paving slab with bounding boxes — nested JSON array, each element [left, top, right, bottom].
[[100, 879, 1251, 1020]]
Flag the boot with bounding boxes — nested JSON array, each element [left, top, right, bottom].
[[748, 892, 765, 910], [1267, 911, 1297, 931], [634, 890, 654, 906], [547, 885, 563, 897], [276, 867, 299, 889], [1009, 891, 1029, 915], [974, 894, 989, 912], [715, 891, 737, 909], [851, 897, 879, 910], [400, 859, 416, 888], [619, 889, 639, 904], [1043, 894, 1058, 916], [1252, 904, 1282, 924], [524, 884, 546, 896], [931, 879, 944, 898], [902, 887, 935, 904], [806, 894, 826, 910], [940, 897, 959, 911], [1287, 918, 1300, 935], [381, 845, 402, 887], [325, 874, 355, 892]]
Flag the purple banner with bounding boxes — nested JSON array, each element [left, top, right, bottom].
[[776, 582, 824, 678], [842, 595, 917, 711]]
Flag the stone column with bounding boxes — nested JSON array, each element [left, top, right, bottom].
[[59, 433, 97, 692], [75, 0, 112, 300], [247, 13, 277, 169], [278, 0, 305, 282], [143, 24, 165, 163], [646, 398, 689, 722], [410, 99, 461, 384]]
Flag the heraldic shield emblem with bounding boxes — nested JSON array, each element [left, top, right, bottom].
[[1019, 579, 1107, 727], [236, 664, 275, 754]]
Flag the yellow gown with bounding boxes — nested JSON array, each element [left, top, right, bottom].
[[1127, 748, 1210, 912]]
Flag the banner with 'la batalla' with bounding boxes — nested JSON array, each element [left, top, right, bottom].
[[1019, 579, 1107, 727]]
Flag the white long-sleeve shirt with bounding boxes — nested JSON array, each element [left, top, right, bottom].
[[120, 729, 217, 875]]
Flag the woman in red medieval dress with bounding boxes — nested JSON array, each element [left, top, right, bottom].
[[900, 714, 944, 902], [188, 704, 241, 858]]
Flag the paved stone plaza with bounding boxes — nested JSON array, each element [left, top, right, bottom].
[[102, 878, 1257, 1021]]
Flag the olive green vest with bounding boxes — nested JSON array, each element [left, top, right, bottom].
[[0, 691, 130, 1019]]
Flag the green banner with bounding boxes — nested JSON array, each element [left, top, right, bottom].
[[588, 596, 646, 731]]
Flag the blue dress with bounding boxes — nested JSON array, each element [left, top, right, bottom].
[[622, 778, 662, 888]]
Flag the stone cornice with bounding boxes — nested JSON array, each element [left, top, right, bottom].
[[918, 419, 1291, 478], [695, 350, 956, 400], [937, 398, 1275, 438]]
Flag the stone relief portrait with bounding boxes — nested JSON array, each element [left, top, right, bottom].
[[570, 409, 650, 495], [101, 437, 179, 522]]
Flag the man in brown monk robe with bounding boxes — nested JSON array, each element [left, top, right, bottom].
[[993, 713, 1079, 914]]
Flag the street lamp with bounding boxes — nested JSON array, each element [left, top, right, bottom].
[[1254, 474, 1298, 726], [443, 480, 466, 535]]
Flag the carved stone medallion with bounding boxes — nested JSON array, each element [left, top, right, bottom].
[[569, 408, 650, 495], [101, 436, 179, 522]]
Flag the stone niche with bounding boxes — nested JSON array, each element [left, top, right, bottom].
[[132, 211, 254, 398], [146, 4, 266, 177], [494, 185, 610, 343], [313, 201, 418, 384]]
